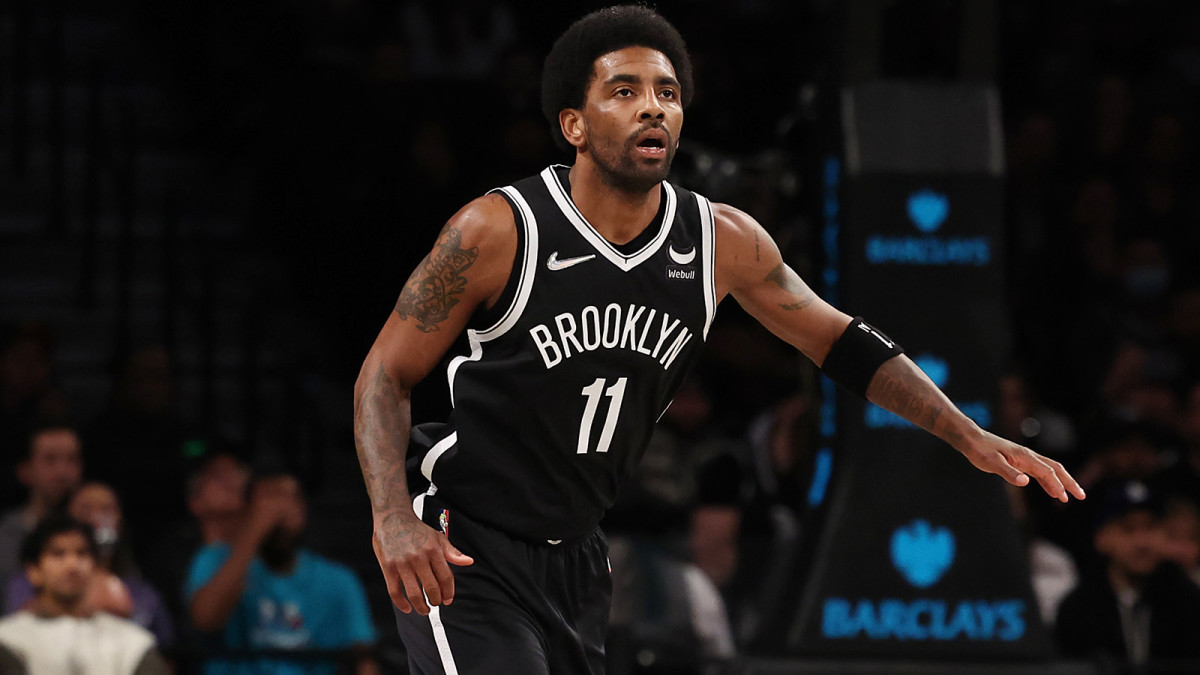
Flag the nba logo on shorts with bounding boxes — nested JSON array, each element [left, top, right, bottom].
[[439, 509, 450, 537]]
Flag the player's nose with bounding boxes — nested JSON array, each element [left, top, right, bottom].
[[638, 92, 665, 120]]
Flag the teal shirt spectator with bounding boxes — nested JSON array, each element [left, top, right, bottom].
[[185, 543, 376, 675]]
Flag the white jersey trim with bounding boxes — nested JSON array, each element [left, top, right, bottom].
[[421, 432, 458, 483], [446, 185, 540, 406], [541, 165, 676, 272], [698, 195, 717, 339]]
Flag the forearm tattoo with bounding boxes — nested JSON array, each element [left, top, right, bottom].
[[353, 365, 412, 522], [868, 358, 946, 433], [394, 226, 479, 332], [765, 263, 815, 311]]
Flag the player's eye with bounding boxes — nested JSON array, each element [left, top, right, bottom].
[[660, 89, 676, 99], [616, 88, 634, 97]]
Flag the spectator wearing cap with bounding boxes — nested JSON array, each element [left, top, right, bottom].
[[1054, 480, 1200, 666]]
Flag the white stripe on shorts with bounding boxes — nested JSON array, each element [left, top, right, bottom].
[[429, 606, 460, 675]]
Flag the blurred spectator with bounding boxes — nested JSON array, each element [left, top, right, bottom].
[[996, 370, 1077, 458], [1099, 340, 1182, 429], [605, 378, 739, 662], [0, 324, 67, 511], [1164, 381, 1200, 498], [691, 393, 818, 649], [1055, 480, 1200, 665], [146, 450, 252, 635], [185, 452, 252, 547], [86, 346, 193, 564], [607, 537, 735, 666], [607, 378, 737, 537], [4, 483, 175, 646], [1006, 483, 1078, 626], [186, 474, 377, 674], [1075, 421, 1166, 493], [1158, 494, 1200, 587], [0, 424, 83, 610], [0, 516, 168, 675]]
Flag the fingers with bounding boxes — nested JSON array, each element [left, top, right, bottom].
[[400, 569, 431, 616], [373, 531, 467, 615], [1044, 456, 1087, 501], [1011, 449, 1069, 502], [430, 549, 456, 606], [984, 451, 1030, 488], [443, 540, 475, 567], [1062, 469, 1087, 501], [373, 535, 413, 614], [415, 563, 443, 608]]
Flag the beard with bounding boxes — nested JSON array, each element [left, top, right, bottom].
[[589, 126, 676, 194], [260, 526, 301, 570]]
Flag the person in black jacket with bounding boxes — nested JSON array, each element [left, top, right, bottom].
[[1055, 480, 1200, 666]]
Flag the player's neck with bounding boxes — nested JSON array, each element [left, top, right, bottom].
[[567, 161, 661, 246]]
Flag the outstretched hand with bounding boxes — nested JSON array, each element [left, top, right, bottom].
[[373, 513, 474, 616], [959, 429, 1087, 503]]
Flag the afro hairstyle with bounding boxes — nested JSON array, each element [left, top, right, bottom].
[[541, 5, 694, 153]]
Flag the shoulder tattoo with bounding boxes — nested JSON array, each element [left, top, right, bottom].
[[394, 226, 479, 332]]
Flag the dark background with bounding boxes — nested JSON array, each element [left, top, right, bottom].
[[4, 0, 1200, 672]]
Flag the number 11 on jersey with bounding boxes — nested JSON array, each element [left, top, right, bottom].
[[577, 377, 628, 454]]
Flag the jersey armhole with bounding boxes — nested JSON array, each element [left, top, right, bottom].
[[469, 189, 526, 331]]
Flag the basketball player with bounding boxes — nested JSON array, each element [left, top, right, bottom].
[[353, 6, 1087, 674]]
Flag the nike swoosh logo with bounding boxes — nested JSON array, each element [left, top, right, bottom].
[[546, 252, 596, 271], [668, 245, 696, 265]]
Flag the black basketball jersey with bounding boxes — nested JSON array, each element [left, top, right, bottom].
[[418, 165, 717, 541]]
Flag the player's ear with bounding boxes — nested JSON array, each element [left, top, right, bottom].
[[559, 109, 587, 151]]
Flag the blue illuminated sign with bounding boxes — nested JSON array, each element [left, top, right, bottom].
[[807, 447, 834, 507], [912, 354, 949, 388], [907, 189, 949, 232], [820, 519, 1026, 642], [865, 188, 992, 266], [891, 520, 954, 588], [821, 597, 1026, 641]]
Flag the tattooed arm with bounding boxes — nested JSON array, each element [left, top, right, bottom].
[[354, 194, 516, 615], [713, 203, 851, 362], [713, 203, 1085, 502]]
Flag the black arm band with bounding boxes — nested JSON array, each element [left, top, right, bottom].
[[820, 317, 904, 398]]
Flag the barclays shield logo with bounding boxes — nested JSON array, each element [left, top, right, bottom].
[[913, 354, 949, 388], [890, 519, 955, 588], [906, 189, 950, 233]]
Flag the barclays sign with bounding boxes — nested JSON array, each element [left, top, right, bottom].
[[891, 520, 954, 588], [865, 188, 992, 266], [820, 519, 1027, 642], [907, 189, 950, 233]]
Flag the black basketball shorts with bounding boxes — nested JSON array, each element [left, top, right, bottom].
[[393, 488, 612, 674]]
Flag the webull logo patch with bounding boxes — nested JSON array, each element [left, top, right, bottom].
[[666, 265, 695, 280]]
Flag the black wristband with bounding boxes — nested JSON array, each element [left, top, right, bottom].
[[820, 317, 904, 398]]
